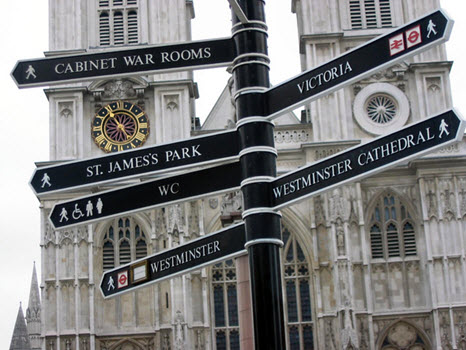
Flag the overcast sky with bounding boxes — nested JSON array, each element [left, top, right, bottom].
[[1, 1, 465, 347]]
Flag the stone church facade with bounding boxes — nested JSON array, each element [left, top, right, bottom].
[[11, 0, 466, 349]]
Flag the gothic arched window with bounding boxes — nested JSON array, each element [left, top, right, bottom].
[[369, 193, 417, 259], [101, 217, 148, 270], [368, 192, 424, 310], [349, 0, 392, 29], [283, 228, 314, 350], [98, 0, 139, 46], [211, 259, 240, 350], [210, 227, 314, 349]]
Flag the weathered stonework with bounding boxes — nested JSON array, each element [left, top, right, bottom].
[[13, 0, 466, 349]]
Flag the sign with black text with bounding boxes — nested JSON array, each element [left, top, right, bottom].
[[12, 37, 235, 88], [271, 110, 465, 209], [99, 223, 246, 298], [31, 130, 238, 196], [49, 162, 241, 230], [265, 9, 453, 118]]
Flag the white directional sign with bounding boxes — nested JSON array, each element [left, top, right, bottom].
[[271, 109, 465, 209]]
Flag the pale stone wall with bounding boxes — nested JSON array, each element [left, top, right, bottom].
[[34, 0, 466, 349], [41, 0, 201, 349]]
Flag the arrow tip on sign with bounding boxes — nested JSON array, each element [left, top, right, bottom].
[[99, 273, 107, 299], [452, 107, 466, 139], [10, 61, 22, 88], [28, 169, 41, 198], [438, 8, 455, 42], [11, 59, 42, 89]]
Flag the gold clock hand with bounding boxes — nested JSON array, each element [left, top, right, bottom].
[[104, 106, 115, 119], [117, 123, 131, 139]]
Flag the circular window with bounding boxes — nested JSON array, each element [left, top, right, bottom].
[[353, 83, 409, 135], [366, 94, 397, 124]]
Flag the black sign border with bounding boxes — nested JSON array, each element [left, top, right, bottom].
[[271, 109, 465, 210], [30, 129, 239, 197], [49, 161, 242, 230], [99, 222, 247, 299], [264, 9, 453, 119], [12, 37, 235, 88]]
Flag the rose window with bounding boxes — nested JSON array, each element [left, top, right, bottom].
[[366, 94, 397, 124], [353, 83, 410, 135]]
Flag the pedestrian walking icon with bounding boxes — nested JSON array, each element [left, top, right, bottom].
[[41, 173, 51, 188], [25, 65, 37, 80], [59, 208, 68, 222], [107, 276, 115, 291], [439, 119, 449, 138], [427, 20, 437, 38]]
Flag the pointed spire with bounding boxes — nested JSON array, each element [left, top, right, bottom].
[[26, 262, 41, 350], [9, 303, 31, 350], [26, 262, 41, 322]]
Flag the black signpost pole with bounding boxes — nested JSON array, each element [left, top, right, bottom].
[[231, 1, 286, 348]]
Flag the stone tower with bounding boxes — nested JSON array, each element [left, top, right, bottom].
[[40, 1, 205, 349], [285, 0, 465, 348]]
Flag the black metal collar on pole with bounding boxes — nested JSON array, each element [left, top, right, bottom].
[[230, 1, 286, 348]]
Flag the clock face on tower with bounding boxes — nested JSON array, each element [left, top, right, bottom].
[[92, 101, 149, 153]]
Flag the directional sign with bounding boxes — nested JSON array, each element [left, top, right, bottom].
[[31, 129, 238, 197], [264, 9, 453, 119], [49, 162, 241, 230], [271, 109, 465, 209], [12, 37, 235, 88], [100, 223, 246, 298]]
